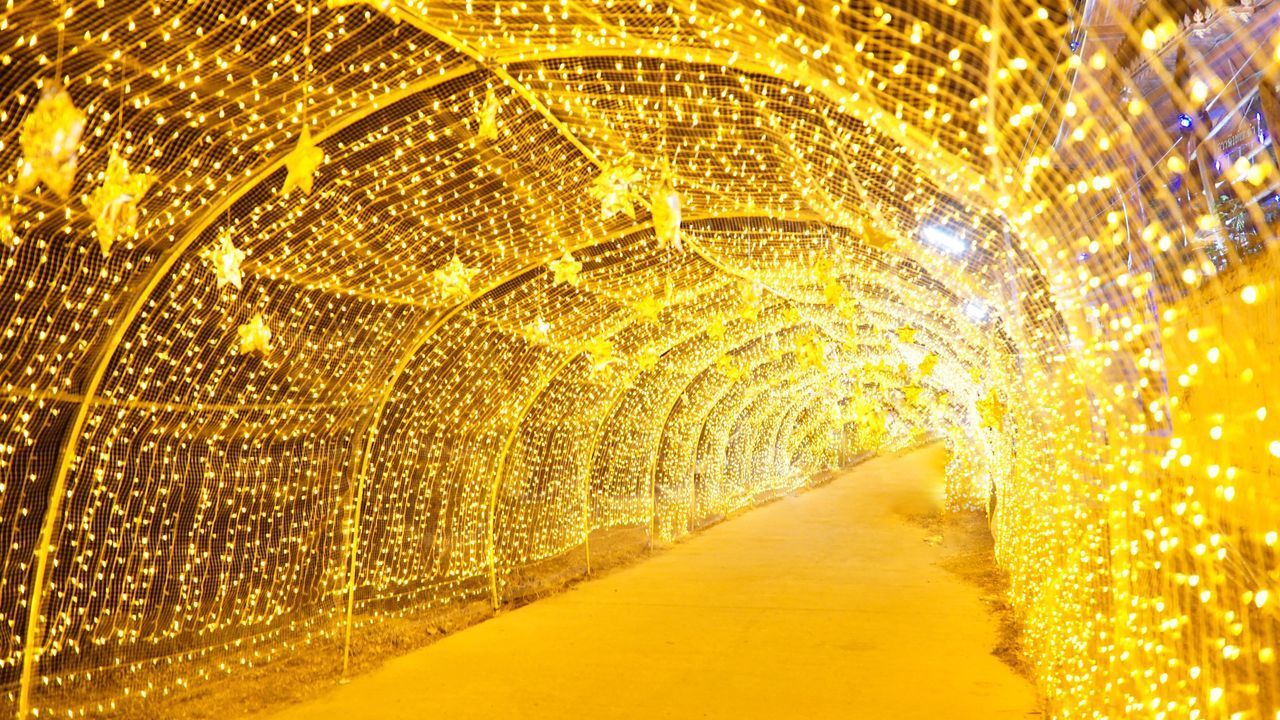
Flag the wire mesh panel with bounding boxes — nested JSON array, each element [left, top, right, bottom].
[[0, 0, 1278, 717]]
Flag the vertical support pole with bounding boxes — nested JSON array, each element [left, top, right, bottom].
[[340, 409, 382, 679]]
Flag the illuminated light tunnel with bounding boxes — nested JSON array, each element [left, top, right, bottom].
[[0, 0, 1278, 717]]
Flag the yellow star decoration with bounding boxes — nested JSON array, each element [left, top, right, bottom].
[[549, 252, 584, 286], [896, 325, 917, 344], [632, 295, 664, 323], [477, 88, 501, 142], [583, 337, 614, 373], [836, 295, 858, 320], [17, 82, 86, 199], [588, 157, 644, 220], [327, 0, 401, 21], [634, 348, 660, 371], [812, 257, 835, 284], [281, 126, 324, 196], [782, 306, 801, 324], [237, 313, 273, 356], [651, 158, 683, 252], [716, 355, 746, 382], [706, 316, 726, 341], [201, 229, 247, 290], [969, 366, 984, 383], [528, 317, 551, 342], [0, 201, 24, 247], [918, 353, 939, 378], [85, 150, 155, 256], [935, 390, 951, 408], [901, 384, 924, 405], [434, 255, 479, 300], [823, 278, 845, 305], [976, 388, 1007, 429]]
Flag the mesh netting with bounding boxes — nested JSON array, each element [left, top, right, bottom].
[[1, 0, 1278, 717]]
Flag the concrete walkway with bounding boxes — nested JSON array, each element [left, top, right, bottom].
[[270, 446, 1040, 719]]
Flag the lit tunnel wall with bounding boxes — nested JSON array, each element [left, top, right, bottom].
[[1, 0, 1279, 717]]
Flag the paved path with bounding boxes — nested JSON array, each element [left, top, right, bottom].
[[270, 446, 1040, 719]]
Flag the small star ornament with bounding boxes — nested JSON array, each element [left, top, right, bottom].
[[282, 126, 324, 196], [589, 157, 644, 220], [976, 389, 1007, 428], [918, 353, 939, 378], [528, 317, 552, 342], [17, 82, 86, 199], [896, 325, 917, 344], [632, 295, 664, 323], [823, 279, 845, 305], [651, 159, 683, 251], [634, 348, 660, 371], [549, 252, 583, 286], [706, 316, 726, 341], [584, 337, 614, 372], [477, 88, 501, 141], [0, 200, 25, 247], [201, 229, 247, 289], [901, 384, 924, 404], [85, 150, 155, 256], [716, 355, 745, 382], [435, 255, 479, 300], [0, 213, 16, 248], [238, 313, 273, 356]]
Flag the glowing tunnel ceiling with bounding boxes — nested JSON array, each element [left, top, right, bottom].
[[2, 0, 1279, 718]]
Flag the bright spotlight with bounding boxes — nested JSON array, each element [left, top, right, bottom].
[[964, 299, 990, 323], [920, 225, 967, 256]]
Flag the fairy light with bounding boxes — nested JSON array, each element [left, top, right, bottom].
[[0, 0, 1276, 719]]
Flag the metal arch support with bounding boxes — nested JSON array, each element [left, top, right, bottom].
[[15, 62, 482, 720], [483, 316, 640, 610], [685, 370, 827, 524]]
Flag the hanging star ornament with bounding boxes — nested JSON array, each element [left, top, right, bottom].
[[477, 88, 501, 142], [17, 82, 86, 199], [588, 156, 644, 220], [528, 317, 552, 343], [201, 229, 247, 290], [634, 348, 660, 371], [823, 278, 845, 305], [901, 384, 924, 405], [237, 313, 273, 356], [549, 252, 583, 286], [976, 389, 1007, 428], [706, 316, 726, 341], [896, 325, 917, 344], [282, 126, 324, 196], [651, 158, 683, 252], [0, 198, 25, 248], [632, 295, 664, 323], [584, 337, 615, 373], [716, 355, 745, 382], [918, 353, 939, 378], [0, 213, 16, 248], [85, 150, 155, 256], [435, 255, 479, 300]]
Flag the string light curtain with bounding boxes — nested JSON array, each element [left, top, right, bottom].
[[0, 0, 1277, 718]]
